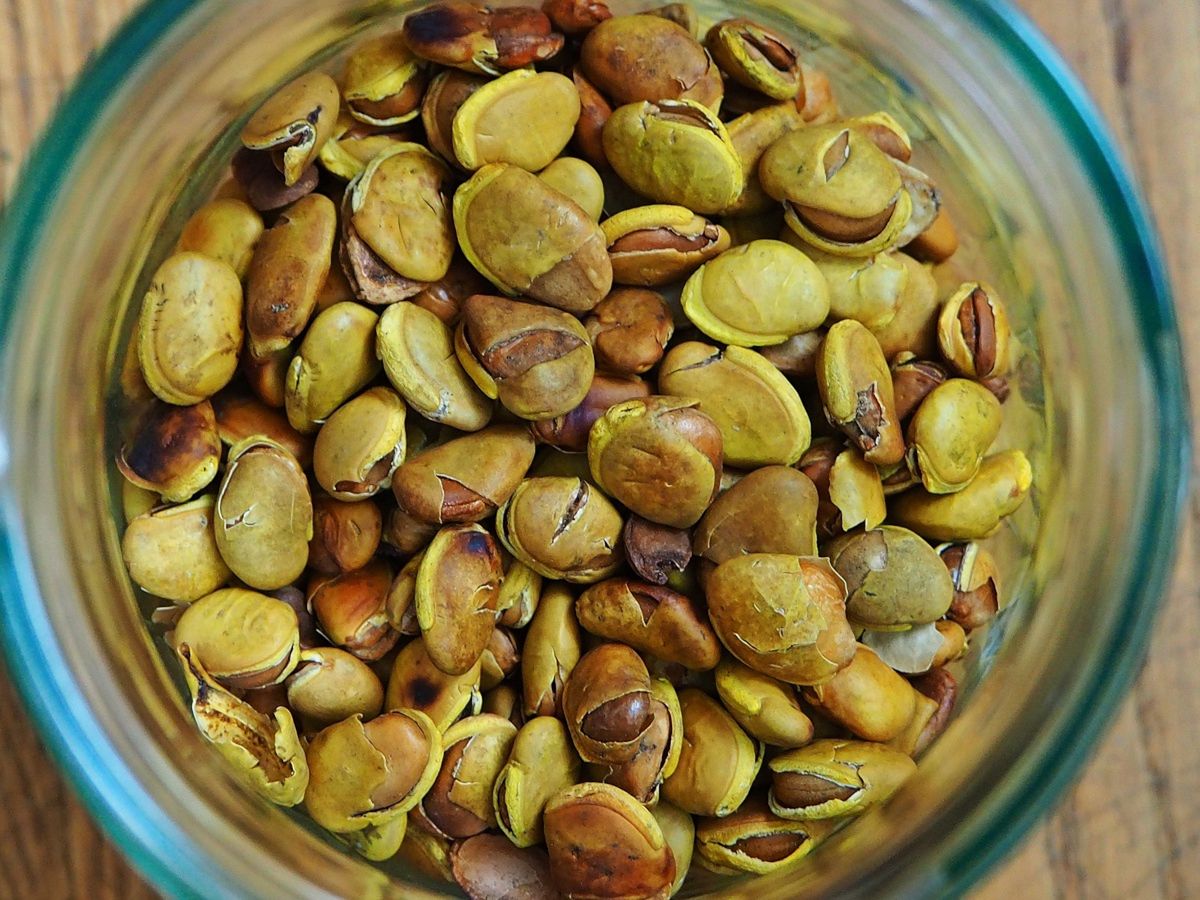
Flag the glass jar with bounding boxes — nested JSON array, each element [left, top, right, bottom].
[[0, 0, 1187, 897]]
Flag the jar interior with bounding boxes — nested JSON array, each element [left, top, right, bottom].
[[1, 0, 1175, 897]]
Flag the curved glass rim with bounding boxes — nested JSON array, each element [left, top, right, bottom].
[[0, 0, 1188, 896]]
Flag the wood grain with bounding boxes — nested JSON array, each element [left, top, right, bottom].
[[1, 1, 1197, 898]]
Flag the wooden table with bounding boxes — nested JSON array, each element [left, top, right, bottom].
[[2, 1, 1197, 897]]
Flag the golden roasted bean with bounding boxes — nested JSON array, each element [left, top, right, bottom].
[[122, 496, 230, 602], [245, 194, 337, 358], [138, 253, 243, 405]]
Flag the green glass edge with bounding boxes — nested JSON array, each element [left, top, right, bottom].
[[0, 3, 211, 896], [927, 0, 1190, 896], [0, 0, 1188, 897]]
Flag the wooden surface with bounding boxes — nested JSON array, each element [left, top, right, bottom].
[[1, 1, 1197, 897]]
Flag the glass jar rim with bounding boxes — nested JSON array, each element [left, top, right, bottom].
[[0, 0, 1189, 896]]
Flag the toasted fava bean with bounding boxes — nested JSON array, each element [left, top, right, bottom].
[[839, 112, 912, 162], [241, 345, 291, 408], [694, 465, 818, 563], [543, 0, 611, 35], [495, 716, 582, 847], [588, 397, 722, 528], [723, 102, 804, 215], [622, 515, 692, 587], [562, 643, 654, 764], [211, 389, 313, 469], [796, 244, 911, 331], [175, 198, 264, 278], [694, 795, 833, 875], [245, 194, 336, 358], [907, 205, 960, 263], [521, 584, 582, 717], [576, 579, 720, 670], [213, 438, 312, 589], [910, 666, 959, 753], [402, 1, 565, 75], [340, 814, 408, 862], [382, 506, 439, 557], [894, 159, 943, 246], [121, 478, 159, 524], [416, 524, 503, 676], [530, 373, 651, 452], [285, 302, 380, 434], [681, 241, 828, 347], [714, 657, 814, 748], [285, 647, 384, 725], [643, 2, 697, 35], [138, 253, 243, 405], [419, 714, 518, 838], [308, 494, 382, 575], [706, 554, 856, 685], [659, 342, 811, 467], [827, 526, 954, 630], [761, 124, 912, 256], [313, 387, 407, 501], [906, 378, 1003, 494], [584, 288, 673, 376], [456, 294, 594, 420], [538, 157, 605, 221], [398, 254, 485, 326], [422, 69, 489, 168], [580, 14, 722, 108], [939, 541, 1003, 630], [451, 834, 557, 900], [117, 399, 221, 502], [230, 146, 320, 213], [817, 319, 905, 466], [305, 708, 443, 832], [175, 588, 300, 690], [241, 72, 339, 185], [571, 67, 613, 170], [708, 18, 801, 100], [453, 70, 580, 172], [602, 204, 730, 286], [349, 145, 455, 285], [604, 100, 743, 215], [122, 496, 230, 602], [482, 684, 526, 728], [759, 329, 823, 379], [650, 802, 694, 897], [386, 638, 483, 732], [497, 477, 624, 583], [310, 559, 399, 661], [479, 626, 520, 691], [890, 449, 1032, 541], [177, 645, 308, 806], [871, 252, 940, 359], [796, 61, 838, 122], [385, 552, 423, 636], [392, 426, 535, 526], [802, 644, 918, 742], [938, 281, 1013, 379], [662, 688, 761, 816], [497, 555, 543, 628], [377, 302, 493, 432], [588, 677, 682, 803], [890, 354, 949, 421], [343, 33, 426, 127], [454, 163, 613, 314], [544, 783, 676, 900]]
